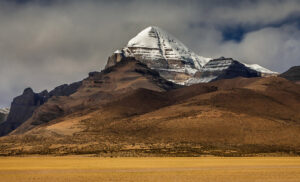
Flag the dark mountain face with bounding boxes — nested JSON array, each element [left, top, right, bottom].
[[0, 114, 5, 124], [48, 82, 82, 98], [195, 57, 260, 82], [0, 82, 81, 136], [280, 66, 300, 82], [0, 110, 8, 124], [0, 88, 47, 136]]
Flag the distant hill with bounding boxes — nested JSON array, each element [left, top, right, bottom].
[[280, 66, 300, 82], [0, 83, 81, 136]]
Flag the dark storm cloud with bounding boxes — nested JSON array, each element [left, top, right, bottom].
[[0, 0, 300, 107]]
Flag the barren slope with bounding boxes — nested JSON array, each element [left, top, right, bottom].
[[0, 74, 299, 156]]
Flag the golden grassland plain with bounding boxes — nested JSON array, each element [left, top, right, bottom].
[[0, 157, 300, 182]]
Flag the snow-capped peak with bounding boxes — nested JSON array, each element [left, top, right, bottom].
[[127, 26, 161, 49], [108, 26, 278, 85], [243, 63, 278, 74], [125, 26, 211, 69]]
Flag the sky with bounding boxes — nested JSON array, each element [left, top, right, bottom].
[[0, 0, 300, 107]]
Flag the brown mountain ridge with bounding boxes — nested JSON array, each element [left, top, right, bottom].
[[0, 57, 299, 156]]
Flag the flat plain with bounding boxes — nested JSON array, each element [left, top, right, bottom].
[[0, 157, 300, 182]]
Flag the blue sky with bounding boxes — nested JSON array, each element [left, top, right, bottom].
[[0, 0, 300, 107]]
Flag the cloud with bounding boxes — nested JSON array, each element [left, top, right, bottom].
[[209, 25, 300, 72], [0, 0, 300, 107]]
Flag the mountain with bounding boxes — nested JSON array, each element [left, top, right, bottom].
[[0, 57, 177, 137], [124, 26, 211, 69], [9, 58, 178, 136], [0, 82, 81, 136], [280, 66, 300, 83], [0, 108, 9, 124], [0, 26, 298, 156], [183, 57, 261, 84], [0, 58, 299, 156], [108, 26, 277, 85]]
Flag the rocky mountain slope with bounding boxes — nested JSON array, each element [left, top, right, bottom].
[[0, 82, 81, 136], [7, 58, 178, 136], [0, 57, 299, 156], [280, 66, 300, 83], [184, 57, 261, 84], [108, 26, 277, 85]]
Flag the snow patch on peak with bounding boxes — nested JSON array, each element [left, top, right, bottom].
[[128, 26, 159, 49], [181, 76, 218, 85], [114, 49, 122, 54], [0, 107, 9, 115], [243, 63, 278, 74], [126, 26, 211, 68], [0, 107, 9, 124]]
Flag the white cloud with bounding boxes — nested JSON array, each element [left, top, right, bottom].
[[208, 25, 300, 72]]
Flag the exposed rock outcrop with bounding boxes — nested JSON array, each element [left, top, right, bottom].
[[105, 50, 126, 69], [48, 81, 82, 97], [10, 57, 179, 135], [0, 88, 48, 136], [0, 82, 82, 136], [184, 57, 260, 85], [280, 66, 300, 82]]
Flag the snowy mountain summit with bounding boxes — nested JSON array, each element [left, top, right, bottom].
[[125, 26, 211, 69], [107, 26, 277, 85]]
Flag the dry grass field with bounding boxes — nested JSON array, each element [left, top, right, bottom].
[[0, 157, 300, 182]]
